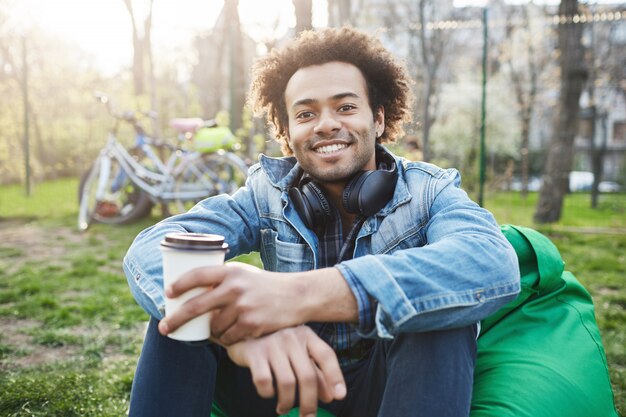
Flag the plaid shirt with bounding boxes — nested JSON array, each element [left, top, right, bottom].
[[307, 204, 375, 368]]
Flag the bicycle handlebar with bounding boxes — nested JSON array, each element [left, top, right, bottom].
[[94, 92, 159, 135]]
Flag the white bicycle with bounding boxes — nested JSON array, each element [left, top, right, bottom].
[[77, 93, 248, 231]]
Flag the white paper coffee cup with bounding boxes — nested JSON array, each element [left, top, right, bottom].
[[160, 233, 229, 343]]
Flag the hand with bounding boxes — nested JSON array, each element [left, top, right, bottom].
[[226, 326, 347, 417], [158, 262, 308, 344], [158, 262, 358, 346]]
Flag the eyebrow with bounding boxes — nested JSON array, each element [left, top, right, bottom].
[[291, 92, 361, 109]]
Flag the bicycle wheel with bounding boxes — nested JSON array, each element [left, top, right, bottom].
[[201, 151, 249, 195], [78, 154, 154, 230]]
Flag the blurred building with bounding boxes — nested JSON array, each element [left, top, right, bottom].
[[351, 0, 626, 184], [575, 3, 626, 183]]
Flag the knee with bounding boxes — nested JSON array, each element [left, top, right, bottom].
[[389, 324, 478, 361], [143, 317, 223, 362]]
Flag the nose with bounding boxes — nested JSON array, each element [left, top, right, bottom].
[[313, 109, 341, 137]]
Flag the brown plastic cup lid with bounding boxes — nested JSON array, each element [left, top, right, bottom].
[[160, 233, 229, 251]]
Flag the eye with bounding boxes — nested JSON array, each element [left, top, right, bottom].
[[338, 104, 356, 112], [295, 111, 315, 120]]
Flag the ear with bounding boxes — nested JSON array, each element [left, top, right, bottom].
[[375, 106, 385, 138]]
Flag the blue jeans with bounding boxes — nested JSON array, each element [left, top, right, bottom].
[[129, 318, 476, 417]]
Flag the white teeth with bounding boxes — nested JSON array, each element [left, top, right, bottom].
[[315, 143, 347, 154]]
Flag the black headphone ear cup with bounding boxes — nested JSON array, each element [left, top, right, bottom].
[[343, 171, 369, 214], [288, 187, 316, 230], [289, 181, 331, 234], [358, 170, 396, 216], [343, 164, 398, 216]]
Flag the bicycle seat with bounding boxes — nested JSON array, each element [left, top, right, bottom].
[[170, 118, 204, 134]]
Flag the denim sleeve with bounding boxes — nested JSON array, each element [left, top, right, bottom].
[[339, 266, 377, 335], [337, 170, 521, 338], [123, 181, 263, 319]]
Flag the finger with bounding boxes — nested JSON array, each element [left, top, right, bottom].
[[269, 350, 297, 416], [307, 332, 346, 401], [218, 309, 271, 345], [216, 321, 249, 346], [314, 364, 333, 404], [167, 261, 260, 298], [210, 305, 239, 338], [248, 356, 275, 399], [159, 287, 218, 335], [166, 265, 226, 298], [289, 354, 319, 417]]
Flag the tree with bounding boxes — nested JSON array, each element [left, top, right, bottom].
[[191, 4, 230, 120], [534, 0, 587, 223], [0, 0, 24, 184], [582, 4, 625, 208], [225, 0, 246, 137], [121, 0, 154, 97], [379, 0, 461, 163], [327, 0, 366, 27], [498, 4, 548, 198], [191, 1, 251, 145], [396, 0, 454, 162], [431, 78, 520, 192], [589, 108, 609, 207], [122, 0, 158, 135], [0, 17, 112, 185], [293, 0, 313, 34]]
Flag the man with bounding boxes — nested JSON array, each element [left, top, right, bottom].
[[124, 27, 520, 417]]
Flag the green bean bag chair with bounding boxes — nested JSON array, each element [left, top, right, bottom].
[[472, 225, 617, 417], [212, 225, 618, 417]]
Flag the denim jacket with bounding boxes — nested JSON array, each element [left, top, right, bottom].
[[123, 147, 520, 339]]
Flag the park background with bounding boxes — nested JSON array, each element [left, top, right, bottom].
[[0, 0, 625, 415]]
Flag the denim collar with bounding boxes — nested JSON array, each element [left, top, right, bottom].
[[258, 154, 300, 190]]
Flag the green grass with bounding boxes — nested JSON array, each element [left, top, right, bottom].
[[0, 178, 80, 226], [0, 178, 625, 416], [485, 190, 626, 229], [1, 361, 135, 416]]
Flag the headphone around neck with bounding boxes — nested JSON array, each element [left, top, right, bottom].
[[288, 153, 398, 234]]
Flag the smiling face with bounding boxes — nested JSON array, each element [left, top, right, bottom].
[[284, 61, 384, 191]]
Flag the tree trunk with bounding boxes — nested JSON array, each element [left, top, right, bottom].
[[337, 0, 351, 26], [211, 7, 229, 118], [585, 15, 612, 209], [503, 4, 538, 199], [415, 0, 447, 163], [534, 0, 587, 223], [418, 0, 431, 162], [421, 76, 432, 162], [122, 0, 145, 96], [293, 0, 313, 34], [590, 113, 608, 208], [144, 0, 158, 136], [328, 0, 356, 27], [225, 0, 245, 137], [520, 114, 531, 199], [29, 110, 47, 173]]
